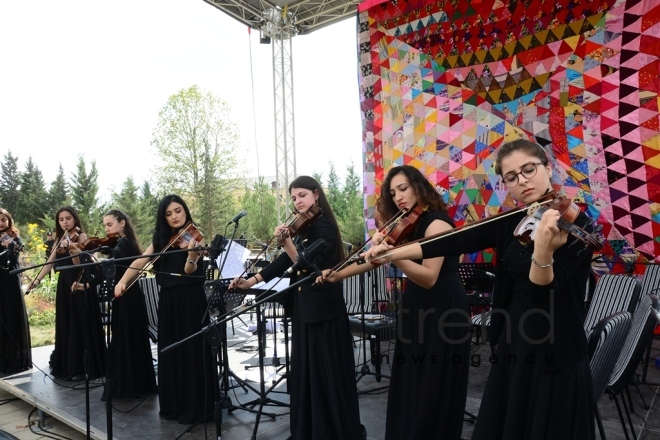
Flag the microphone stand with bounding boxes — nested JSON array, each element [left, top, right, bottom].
[[162, 272, 319, 440]]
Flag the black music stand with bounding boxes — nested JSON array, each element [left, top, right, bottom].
[[457, 263, 495, 424], [457, 263, 495, 316], [236, 286, 289, 440]]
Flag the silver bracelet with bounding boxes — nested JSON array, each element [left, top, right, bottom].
[[531, 255, 554, 268]]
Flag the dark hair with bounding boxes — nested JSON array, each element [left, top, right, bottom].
[[152, 194, 193, 251], [494, 139, 549, 176], [378, 166, 447, 221], [54, 206, 84, 240], [288, 176, 345, 261], [0, 208, 18, 235], [104, 209, 143, 254]]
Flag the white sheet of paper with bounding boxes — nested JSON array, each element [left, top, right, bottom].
[[217, 240, 251, 278], [254, 277, 290, 292]]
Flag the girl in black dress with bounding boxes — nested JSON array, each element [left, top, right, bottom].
[[369, 166, 470, 440], [229, 175, 364, 440], [28, 206, 106, 381], [0, 208, 31, 374], [88, 209, 156, 400], [357, 140, 597, 439], [115, 195, 213, 424]]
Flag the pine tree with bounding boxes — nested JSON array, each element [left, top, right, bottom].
[[0, 151, 21, 216], [15, 157, 48, 225]]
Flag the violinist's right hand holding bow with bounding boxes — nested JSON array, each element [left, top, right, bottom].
[[228, 275, 258, 290], [114, 282, 127, 298], [360, 241, 394, 264]]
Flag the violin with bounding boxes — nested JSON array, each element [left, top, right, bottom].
[[0, 229, 23, 251], [363, 192, 604, 264], [278, 205, 323, 244], [169, 223, 204, 248], [56, 227, 82, 254], [514, 193, 603, 250], [379, 204, 427, 246], [69, 233, 120, 253], [123, 222, 204, 291]]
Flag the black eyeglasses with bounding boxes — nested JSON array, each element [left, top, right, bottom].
[[501, 162, 544, 188]]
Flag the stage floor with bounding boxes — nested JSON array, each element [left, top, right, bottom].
[[2, 317, 660, 439]]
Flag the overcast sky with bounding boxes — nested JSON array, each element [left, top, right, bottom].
[[0, 0, 363, 201]]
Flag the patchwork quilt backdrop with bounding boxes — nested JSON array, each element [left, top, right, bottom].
[[358, 0, 660, 269]]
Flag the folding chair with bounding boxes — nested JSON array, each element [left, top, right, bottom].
[[583, 274, 641, 340], [588, 311, 632, 439]]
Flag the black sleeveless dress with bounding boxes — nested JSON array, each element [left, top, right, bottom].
[[101, 238, 156, 400], [385, 210, 470, 440]]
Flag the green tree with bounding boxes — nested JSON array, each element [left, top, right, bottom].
[[338, 162, 365, 247], [45, 164, 69, 219], [0, 151, 21, 215], [151, 85, 244, 238], [69, 156, 104, 235], [241, 177, 278, 244], [137, 181, 159, 247], [325, 164, 343, 217], [16, 157, 48, 225]]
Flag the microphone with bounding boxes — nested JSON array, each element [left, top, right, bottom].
[[227, 210, 247, 225], [286, 239, 328, 275]]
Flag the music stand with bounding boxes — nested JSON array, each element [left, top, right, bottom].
[[236, 286, 290, 440], [457, 263, 495, 314], [457, 263, 495, 423]]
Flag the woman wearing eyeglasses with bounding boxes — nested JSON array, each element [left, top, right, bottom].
[[324, 139, 596, 439]]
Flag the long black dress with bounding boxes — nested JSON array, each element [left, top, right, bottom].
[[419, 211, 595, 439], [155, 248, 214, 424], [101, 238, 156, 400], [258, 216, 362, 440], [0, 237, 31, 374], [385, 210, 470, 440], [50, 249, 106, 380]]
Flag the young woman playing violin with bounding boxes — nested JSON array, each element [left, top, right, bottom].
[[27, 206, 106, 381], [229, 175, 365, 440], [115, 195, 212, 424], [0, 208, 31, 374], [77, 210, 156, 401], [371, 165, 470, 440], [327, 140, 597, 439]]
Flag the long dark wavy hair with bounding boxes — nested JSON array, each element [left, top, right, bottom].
[[288, 175, 345, 261], [378, 166, 447, 221], [152, 194, 194, 252], [104, 209, 142, 254], [54, 206, 84, 240]]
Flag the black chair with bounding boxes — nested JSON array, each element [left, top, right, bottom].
[[603, 295, 660, 440], [343, 265, 395, 382], [138, 276, 160, 344], [639, 264, 660, 384], [583, 274, 641, 340], [588, 311, 632, 439]]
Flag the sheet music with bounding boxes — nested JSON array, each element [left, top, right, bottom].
[[218, 240, 251, 278], [254, 277, 290, 292]]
